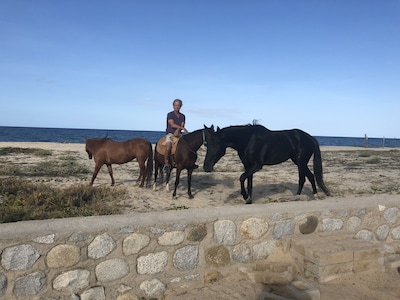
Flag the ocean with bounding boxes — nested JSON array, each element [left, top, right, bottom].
[[0, 126, 399, 148]]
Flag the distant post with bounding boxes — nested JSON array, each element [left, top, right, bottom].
[[364, 134, 368, 148], [382, 136, 385, 148]]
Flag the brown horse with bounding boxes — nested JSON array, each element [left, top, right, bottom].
[[85, 137, 153, 187], [153, 128, 210, 198]]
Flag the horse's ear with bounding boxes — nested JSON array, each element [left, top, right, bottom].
[[217, 126, 221, 132], [204, 124, 215, 131]]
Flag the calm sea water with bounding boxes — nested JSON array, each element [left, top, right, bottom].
[[0, 126, 399, 148]]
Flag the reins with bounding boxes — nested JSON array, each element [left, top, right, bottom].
[[180, 136, 198, 155], [180, 130, 207, 155]]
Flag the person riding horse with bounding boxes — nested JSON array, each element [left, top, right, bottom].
[[164, 99, 188, 172]]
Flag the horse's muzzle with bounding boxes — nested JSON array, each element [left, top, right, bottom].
[[203, 164, 214, 172]]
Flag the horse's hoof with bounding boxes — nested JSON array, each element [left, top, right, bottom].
[[189, 195, 194, 199], [313, 193, 319, 200], [245, 197, 252, 204]]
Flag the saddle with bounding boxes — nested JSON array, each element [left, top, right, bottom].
[[156, 136, 180, 156]]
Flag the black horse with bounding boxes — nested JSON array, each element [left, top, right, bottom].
[[203, 124, 330, 204], [154, 128, 210, 198]]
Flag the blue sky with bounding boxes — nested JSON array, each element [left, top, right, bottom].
[[1, 1, 399, 138]]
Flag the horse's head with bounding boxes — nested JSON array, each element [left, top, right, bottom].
[[84, 138, 93, 159], [203, 125, 226, 172]]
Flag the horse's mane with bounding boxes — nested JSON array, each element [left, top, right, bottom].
[[181, 128, 202, 142], [86, 137, 113, 146], [95, 134, 111, 141]]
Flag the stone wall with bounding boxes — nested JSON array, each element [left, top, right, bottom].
[[0, 195, 399, 299]]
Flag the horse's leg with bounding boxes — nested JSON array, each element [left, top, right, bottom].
[[137, 159, 146, 187], [239, 172, 249, 202], [240, 164, 262, 204], [160, 166, 164, 183], [153, 161, 159, 191], [172, 167, 182, 198], [247, 174, 253, 203], [187, 169, 194, 199], [106, 164, 115, 186], [297, 167, 306, 195], [90, 163, 102, 185], [299, 163, 318, 196], [136, 174, 142, 186], [165, 166, 171, 192]]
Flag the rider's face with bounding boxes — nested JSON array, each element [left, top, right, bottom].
[[173, 103, 181, 112]]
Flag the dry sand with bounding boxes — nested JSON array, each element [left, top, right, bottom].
[[1, 142, 400, 299]]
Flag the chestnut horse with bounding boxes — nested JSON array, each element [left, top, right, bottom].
[[85, 137, 153, 187], [153, 128, 210, 198]]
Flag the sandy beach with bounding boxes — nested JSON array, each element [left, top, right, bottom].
[[1, 142, 399, 213], [1, 141, 400, 299]]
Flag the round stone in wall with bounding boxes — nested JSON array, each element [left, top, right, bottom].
[[299, 216, 318, 234]]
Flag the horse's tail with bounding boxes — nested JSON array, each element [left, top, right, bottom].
[[145, 143, 153, 188], [313, 139, 330, 196]]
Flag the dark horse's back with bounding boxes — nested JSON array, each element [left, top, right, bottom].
[[259, 128, 329, 196], [221, 124, 270, 151]]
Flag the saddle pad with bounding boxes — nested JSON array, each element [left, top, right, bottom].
[[156, 136, 180, 156]]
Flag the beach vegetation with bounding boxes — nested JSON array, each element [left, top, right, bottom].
[[366, 157, 381, 164], [358, 151, 373, 157], [26, 156, 90, 176], [0, 147, 52, 156], [345, 161, 363, 168], [0, 154, 90, 177], [167, 205, 189, 210], [0, 177, 127, 223]]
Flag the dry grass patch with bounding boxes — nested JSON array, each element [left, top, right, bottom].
[[0, 146, 128, 223], [0, 177, 127, 223]]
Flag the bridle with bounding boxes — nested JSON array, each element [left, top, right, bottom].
[[202, 129, 208, 147], [180, 130, 208, 155]]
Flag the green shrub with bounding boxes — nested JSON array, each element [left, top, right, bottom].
[[0, 178, 127, 223], [0, 147, 52, 156], [366, 157, 381, 164], [26, 158, 90, 176], [0, 156, 90, 177], [358, 151, 372, 158]]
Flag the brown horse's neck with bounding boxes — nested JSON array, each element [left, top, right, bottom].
[[182, 130, 203, 152], [86, 138, 110, 153]]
